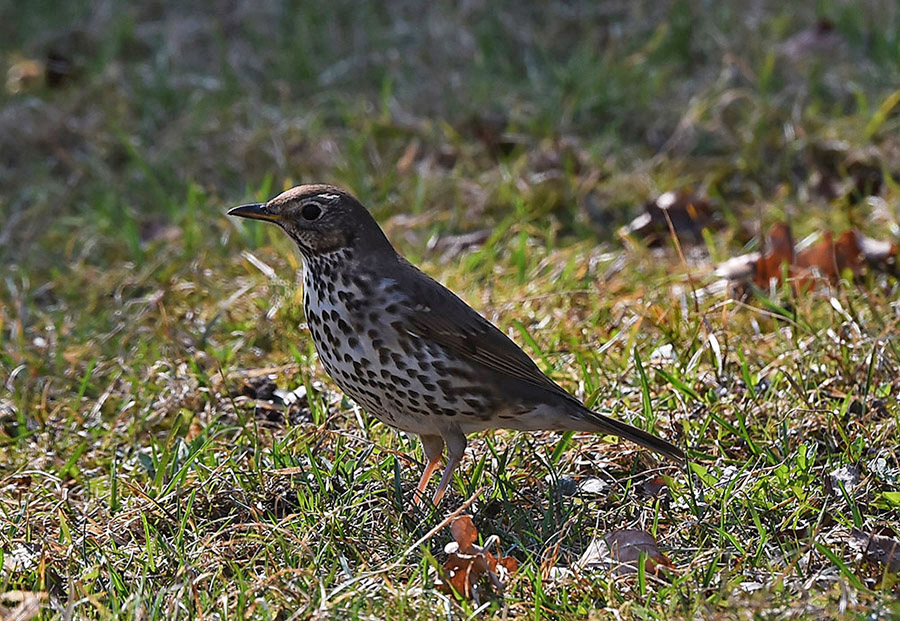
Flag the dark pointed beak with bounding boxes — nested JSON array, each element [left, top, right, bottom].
[[227, 203, 282, 223]]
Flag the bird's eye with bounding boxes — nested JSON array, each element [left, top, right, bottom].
[[301, 203, 322, 221]]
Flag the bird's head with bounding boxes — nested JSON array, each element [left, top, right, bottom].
[[228, 184, 393, 257]]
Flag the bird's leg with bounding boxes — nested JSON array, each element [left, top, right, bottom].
[[431, 429, 467, 507], [414, 435, 445, 507]]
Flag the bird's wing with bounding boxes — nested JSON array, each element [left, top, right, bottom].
[[399, 262, 574, 399], [395, 260, 685, 463]]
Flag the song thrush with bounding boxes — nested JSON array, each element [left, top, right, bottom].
[[229, 185, 684, 506]]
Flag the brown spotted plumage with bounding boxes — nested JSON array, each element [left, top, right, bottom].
[[229, 185, 684, 507]]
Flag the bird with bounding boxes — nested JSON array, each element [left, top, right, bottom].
[[229, 184, 684, 507]]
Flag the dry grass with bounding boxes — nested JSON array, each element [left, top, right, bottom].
[[2, 1, 900, 618]]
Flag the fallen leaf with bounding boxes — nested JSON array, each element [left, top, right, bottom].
[[578, 478, 608, 495], [642, 475, 668, 497], [850, 528, 900, 573], [437, 515, 518, 603], [232, 374, 313, 427], [794, 230, 863, 283], [578, 529, 675, 576], [450, 515, 479, 553], [718, 223, 898, 292], [825, 465, 861, 497], [752, 222, 794, 289], [619, 191, 719, 246]]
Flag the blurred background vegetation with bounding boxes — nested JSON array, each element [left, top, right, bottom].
[[3, 0, 898, 269]]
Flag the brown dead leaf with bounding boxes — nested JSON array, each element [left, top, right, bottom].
[[450, 515, 479, 553], [438, 515, 518, 603], [752, 222, 795, 289], [619, 191, 718, 246], [579, 530, 675, 576], [719, 223, 898, 292], [642, 475, 668, 497], [793, 230, 863, 283]]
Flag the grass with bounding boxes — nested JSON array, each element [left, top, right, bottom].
[[2, 0, 900, 618]]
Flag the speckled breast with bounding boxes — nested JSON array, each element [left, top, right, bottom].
[[300, 252, 492, 436]]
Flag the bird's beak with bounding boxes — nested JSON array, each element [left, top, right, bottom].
[[227, 203, 282, 223]]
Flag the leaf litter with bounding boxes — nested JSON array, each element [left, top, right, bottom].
[[577, 530, 675, 577], [436, 515, 518, 604]]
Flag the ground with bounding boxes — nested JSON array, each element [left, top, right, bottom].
[[1, 1, 899, 619]]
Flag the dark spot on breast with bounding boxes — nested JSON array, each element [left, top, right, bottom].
[[452, 367, 475, 382], [378, 348, 391, 365], [465, 386, 493, 398], [353, 277, 373, 296]]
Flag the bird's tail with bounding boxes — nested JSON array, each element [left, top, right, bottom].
[[583, 409, 685, 463]]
